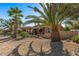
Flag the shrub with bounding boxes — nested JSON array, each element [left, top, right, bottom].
[[19, 31, 29, 38], [72, 35, 79, 43], [64, 27, 70, 31], [0, 29, 3, 35]]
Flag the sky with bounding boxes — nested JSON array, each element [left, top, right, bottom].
[[0, 3, 42, 26]]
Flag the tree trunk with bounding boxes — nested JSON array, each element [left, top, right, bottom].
[[51, 25, 61, 42], [12, 17, 18, 39], [14, 21, 17, 39]]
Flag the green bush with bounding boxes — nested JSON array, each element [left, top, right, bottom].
[[64, 27, 70, 31], [0, 29, 3, 35], [72, 35, 79, 43], [19, 31, 29, 38]]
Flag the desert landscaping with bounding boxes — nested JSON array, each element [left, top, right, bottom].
[[0, 3, 79, 56]]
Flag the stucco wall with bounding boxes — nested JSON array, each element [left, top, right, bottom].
[[42, 31, 79, 39], [60, 31, 78, 40]]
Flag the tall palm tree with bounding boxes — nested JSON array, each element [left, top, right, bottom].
[[24, 15, 42, 26], [25, 3, 79, 42], [62, 20, 74, 30], [8, 7, 23, 39]]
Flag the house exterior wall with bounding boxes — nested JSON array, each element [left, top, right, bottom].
[[59, 31, 78, 40], [25, 27, 79, 40], [42, 31, 79, 39]]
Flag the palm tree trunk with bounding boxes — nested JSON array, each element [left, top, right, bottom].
[[12, 17, 18, 39], [50, 3, 61, 42], [51, 25, 61, 42], [14, 21, 17, 39]]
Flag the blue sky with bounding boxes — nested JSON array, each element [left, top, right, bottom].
[[0, 3, 41, 26]]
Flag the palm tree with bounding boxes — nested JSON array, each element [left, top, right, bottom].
[[0, 18, 12, 30], [25, 3, 79, 42], [62, 20, 74, 30], [0, 18, 13, 35], [24, 15, 42, 26], [8, 7, 23, 39]]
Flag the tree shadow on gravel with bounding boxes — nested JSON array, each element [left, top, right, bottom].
[[0, 37, 11, 43], [8, 43, 22, 56], [50, 41, 70, 56], [7, 41, 70, 56]]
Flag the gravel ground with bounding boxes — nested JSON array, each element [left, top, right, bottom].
[[0, 37, 78, 56]]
